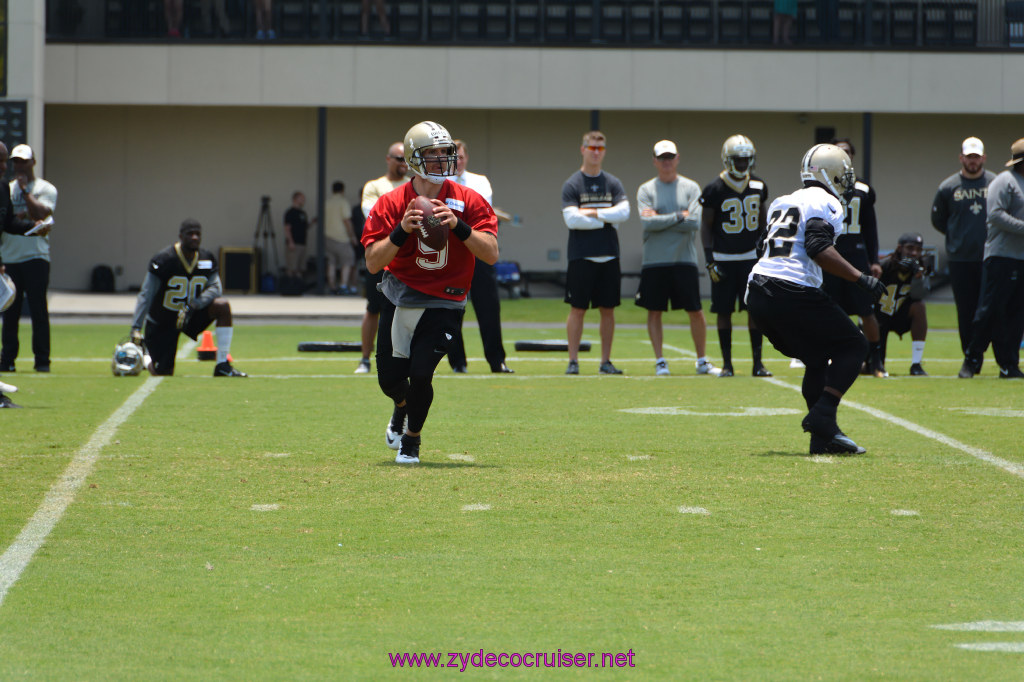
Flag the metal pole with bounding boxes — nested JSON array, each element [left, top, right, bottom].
[[590, 109, 600, 131], [862, 111, 873, 184], [316, 107, 327, 295]]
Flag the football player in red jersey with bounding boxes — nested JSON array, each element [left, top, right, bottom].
[[361, 122, 499, 464]]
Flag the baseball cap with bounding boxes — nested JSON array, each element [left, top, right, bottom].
[[898, 232, 923, 246], [653, 140, 678, 157], [1006, 138, 1024, 168], [961, 137, 984, 156], [9, 144, 33, 161]]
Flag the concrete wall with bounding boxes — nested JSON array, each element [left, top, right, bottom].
[[44, 104, 1023, 291]]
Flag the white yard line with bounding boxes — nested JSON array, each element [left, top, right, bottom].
[[0, 340, 196, 608], [764, 376, 1024, 479]]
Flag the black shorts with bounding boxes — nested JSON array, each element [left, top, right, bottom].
[[635, 264, 702, 312], [746, 274, 866, 367], [364, 269, 386, 315], [143, 308, 213, 376], [822, 250, 874, 317], [710, 259, 756, 314], [565, 259, 621, 309]]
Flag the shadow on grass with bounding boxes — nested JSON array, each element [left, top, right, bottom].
[[375, 460, 501, 469], [754, 450, 863, 458]]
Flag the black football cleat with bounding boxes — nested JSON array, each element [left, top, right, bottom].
[[999, 366, 1024, 379], [214, 361, 247, 377], [801, 407, 839, 439], [492, 363, 515, 374], [909, 363, 928, 376], [809, 431, 866, 455], [452, 365, 468, 374], [958, 360, 976, 379], [718, 366, 735, 378], [752, 364, 773, 377]]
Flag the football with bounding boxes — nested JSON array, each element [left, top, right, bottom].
[[412, 195, 449, 250]]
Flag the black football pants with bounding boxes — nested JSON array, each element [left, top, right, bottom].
[[966, 256, 1024, 370], [447, 260, 507, 371], [1, 258, 50, 370]]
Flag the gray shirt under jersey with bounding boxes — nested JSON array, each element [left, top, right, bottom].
[[930, 170, 995, 262], [984, 169, 1024, 261], [636, 175, 703, 267]]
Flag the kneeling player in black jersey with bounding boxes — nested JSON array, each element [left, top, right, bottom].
[[875, 233, 929, 376], [746, 144, 886, 455], [130, 219, 246, 377]]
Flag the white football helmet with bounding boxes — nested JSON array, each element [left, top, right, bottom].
[[800, 144, 856, 203], [0, 272, 15, 313], [112, 339, 145, 376], [404, 121, 458, 185], [722, 135, 756, 178]]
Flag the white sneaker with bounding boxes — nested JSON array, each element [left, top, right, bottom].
[[395, 435, 420, 464], [696, 358, 715, 375], [655, 359, 670, 376], [0, 380, 16, 393], [354, 359, 371, 374], [790, 358, 805, 369], [385, 414, 407, 451]]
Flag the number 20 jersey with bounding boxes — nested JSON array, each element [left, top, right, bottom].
[[750, 186, 845, 289], [144, 243, 218, 327]]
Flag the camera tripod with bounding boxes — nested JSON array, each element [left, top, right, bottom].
[[253, 195, 280, 277]]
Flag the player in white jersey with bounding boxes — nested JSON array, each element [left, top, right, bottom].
[[746, 144, 887, 455]]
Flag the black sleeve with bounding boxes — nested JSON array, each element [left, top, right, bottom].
[[804, 218, 835, 259], [1, 192, 35, 236]]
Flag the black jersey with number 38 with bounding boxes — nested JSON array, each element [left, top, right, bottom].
[[144, 243, 219, 328], [699, 173, 768, 257]]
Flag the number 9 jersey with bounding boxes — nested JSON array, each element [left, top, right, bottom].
[[750, 186, 845, 290]]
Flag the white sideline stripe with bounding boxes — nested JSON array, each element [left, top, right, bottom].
[[627, 454, 652, 461], [891, 509, 920, 516], [763, 377, 1024, 479], [678, 506, 710, 515], [0, 339, 195, 609], [954, 643, 1024, 652], [0, 375, 162, 608], [447, 454, 475, 462], [933, 621, 1024, 632], [250, 504, 280, 512], [461, 504, 491, 511]]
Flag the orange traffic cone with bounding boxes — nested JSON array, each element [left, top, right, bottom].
[[197, 330, 217, 361]]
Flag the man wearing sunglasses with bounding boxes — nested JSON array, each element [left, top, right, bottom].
[[561, 131, 630, 375]]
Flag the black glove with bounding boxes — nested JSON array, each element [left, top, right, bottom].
[[856, 273, 887, 302], [705, 261, 724, 283], [176, 304, 194, 330], [898, 257, 921, 275]]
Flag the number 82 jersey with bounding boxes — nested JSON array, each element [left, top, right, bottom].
[[749, 186, 845, 290]]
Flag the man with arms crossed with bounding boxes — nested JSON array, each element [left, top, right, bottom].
[[635, 139, 714, 376], [561, 130, 630, 375]]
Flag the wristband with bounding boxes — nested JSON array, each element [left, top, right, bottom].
[[704, 248, 715, 264], [453, 219, 472, 241], [389, 227, 410, 247]]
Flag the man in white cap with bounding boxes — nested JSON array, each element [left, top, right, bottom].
[[635, 139, 713, 376], [931, 137, 996, 362], [1, 144, 58, 374], [960, 137, 1024, 379]]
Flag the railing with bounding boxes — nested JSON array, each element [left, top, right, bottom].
[[46, 0, 1022, 48]]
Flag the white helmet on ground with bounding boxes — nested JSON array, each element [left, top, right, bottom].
[[404, 121, 458, 184], [800, 143, 856, 202], [112, 339, 145, 376], [0, 273, 16, 313]]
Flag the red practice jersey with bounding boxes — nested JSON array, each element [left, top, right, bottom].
[[361, 180, 498, 300]]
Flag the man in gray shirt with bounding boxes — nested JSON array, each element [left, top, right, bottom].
[[635, 140, 713, 376], [931, 137, 996, 357], [959, 138, 1024, 379]]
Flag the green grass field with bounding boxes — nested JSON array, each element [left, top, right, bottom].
[[2, 300, 1023, 680]]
